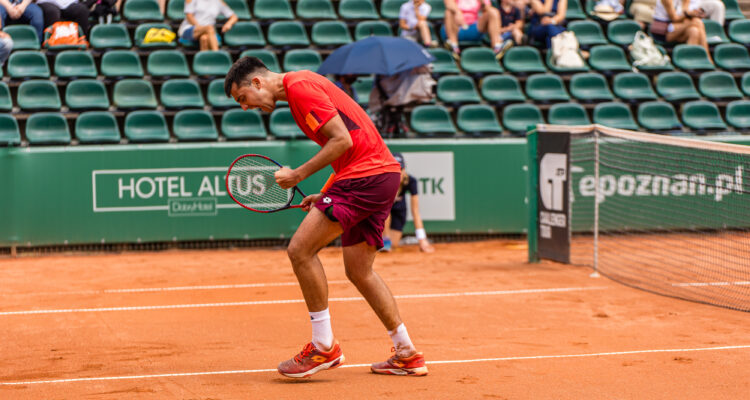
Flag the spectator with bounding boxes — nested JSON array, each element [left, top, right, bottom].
[[334, 74, 359, 103], [527, 0, 566, 48], [0, 0, 44, 42], [37, 0, 91, 35], [629, 0, 656, 28], [178, 0, 237, 51], [650, 0, 712, 63], [443, 0, 504, 59], [591, 0, 625, 21], [399, 0, 434, 47], [85, 0, 118, 25], [382, 153, 435, 253], [0, 24, 13, 67], [499, 0, 523, 54], [688, 0, 725, 25]]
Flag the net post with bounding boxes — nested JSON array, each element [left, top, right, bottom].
[[591, 128, 600, 278], [527, 129, 539, 263]]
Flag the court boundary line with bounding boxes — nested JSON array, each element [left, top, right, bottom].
[[3, 344, 748, 386], [0, 286, 609, 316]]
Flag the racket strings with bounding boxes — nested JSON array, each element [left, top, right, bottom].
[[227, 157, 292, 211]]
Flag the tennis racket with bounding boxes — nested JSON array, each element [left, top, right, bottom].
[[225, 154, 307, 213]]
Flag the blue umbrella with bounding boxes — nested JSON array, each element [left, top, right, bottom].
[[317, 36, 435, 76]]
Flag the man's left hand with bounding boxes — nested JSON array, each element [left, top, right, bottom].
[[275, 167, 301, 189]]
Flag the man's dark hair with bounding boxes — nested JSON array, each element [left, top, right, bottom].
[[224, 57, 269, 97]]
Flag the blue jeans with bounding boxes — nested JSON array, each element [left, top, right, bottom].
[[0, 37, 12, 66], [0, 2, 44, 43], [529, 24, 565, 48]]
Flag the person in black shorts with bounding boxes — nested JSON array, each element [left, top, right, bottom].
[[383, 153, 435, 253]]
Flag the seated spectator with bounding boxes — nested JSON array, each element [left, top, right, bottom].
[[442, 0, 504, 59], [85, 0, 118, 25], [650, 0, 712, 63], [37, 0, 91, 35], [591, 0, 625, 21], [499, 0, 523, 53], [527, 0, 566, 48], [0, 25, 13, 67], [629, 0, 656, 28], [0, 0, 44, 42], [688, 0, 725, 26], [399, 0, 434, 47], [334, 74, 359, 103], [178, 0, 237, 51]]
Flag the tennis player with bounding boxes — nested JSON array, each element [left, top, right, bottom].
[[224, 57, 428, 378]]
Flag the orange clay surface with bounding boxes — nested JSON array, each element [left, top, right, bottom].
[[1, 239, 749, 399]]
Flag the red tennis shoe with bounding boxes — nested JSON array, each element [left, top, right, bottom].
[[370, 350, 428, 376], [277, 341, 345, 378]]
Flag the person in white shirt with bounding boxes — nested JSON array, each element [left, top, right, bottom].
[[687, 0, 725, 25], [399, 0, 434, 47], [179, 0, 237, 51], [650, 0, 711, 63]]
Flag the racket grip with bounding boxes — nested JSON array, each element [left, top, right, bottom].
[[320, 173, 335, 193]]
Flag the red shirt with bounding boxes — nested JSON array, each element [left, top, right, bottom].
[[283, 70, 401, 182]]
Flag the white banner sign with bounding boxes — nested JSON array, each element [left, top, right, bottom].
[[401, 152, 455, 221]]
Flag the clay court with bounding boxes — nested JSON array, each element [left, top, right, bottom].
[[1, 239, 749, 399]]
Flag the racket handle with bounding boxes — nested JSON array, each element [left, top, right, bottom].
[[320, 173, 335, 193]]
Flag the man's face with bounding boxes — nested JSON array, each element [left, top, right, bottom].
[[230, 78, 275, 113]]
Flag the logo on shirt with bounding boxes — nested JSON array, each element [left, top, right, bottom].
[[305, 110, 322, 131], [323, 197, 332, 204]]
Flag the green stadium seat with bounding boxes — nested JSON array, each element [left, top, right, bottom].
[[283, 49, 323, 72], [160, 79, 205, 109], [728, 19, 750, 46], [613, 72, 657, 101], [525, 73, 570, 101], [456, 104, 503, 136], [147, 50, 190, 77], [17, 80, 60, 110], [240, 49, 281, 73], [113, 79, 158, 109], [460, 47, 504, 74], [90, 24, 132, 49], [4, 25, 39, 50], [726, 100, 750, 130], [743, 72, 750, 95], [26, 113, 70, 145], [221, 0, 251, 20], [436, 75, 481, 104], [593, 102, 639, 130], [192, 50, 232, 77], [655, 71, 701, 101], [75, 112, 121, 144], [637, 101, 682, 131], [0, 114, 20, 146], [545, 51, 589, 73], [380, 0, 401, 19], [0, 82, 12, 111], [352, 76, 373, 107], [101, 50, 144, 78], [672, 44, 715, 72], [713, 43, 750, 71], [428, 48, 460, 73], [354, 20, 393, 40], [698, 71, 744, 100], [502, 103, 544, 135], [607, 19, 642, 46], [681, 100, 727, 130], [297, 0, 337, 19], [8, 51, 49, 78], [703, 19, 729, 45], [588, 45, 631, 73], [54, 51, 97, 79], [569, 72, 614, 101], [565, 0, 587, 20], [267, 21, 310, 47], [312, 21, 353, 46], [254, 0, 294, 20], [338, 0, 379, 19], [221, 109, 267, 139], [224, 21, 266, 47], [724, 0, 745, 20], [568, 20, 608, 47], [425, 0, 444, 20], [65, 80, 110, 110], [502, 46, 546, 73], [125, 111, 170, 142], [208, 79, 239, 108], [123, 0, 163, 21], [409, 105, 457, 137], [548, 103, 591, 126], [167, 0, 185, 20], [270, 108, 305, 139], [135, 23, 177, 48], [480, 74, 526, 104], [173, 110, 218, 141]]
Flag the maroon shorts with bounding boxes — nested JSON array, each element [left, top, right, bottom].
[[314, 172, 401, 249]]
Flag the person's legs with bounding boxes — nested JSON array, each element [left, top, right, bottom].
[[477, 6, 502, 49], [0, 6, 8, 29], [389, 230, 403, 249], [38, 3, 61, 33], [512, 26, 523, 44], [0, 36, 13, 67], [198, 34, 209, 50], [416, 20, 432, 46], [207, 26, 219, 50], [17, 3, 44, 43], [61, 3, 90, 35], [443, 8, 460, 47]]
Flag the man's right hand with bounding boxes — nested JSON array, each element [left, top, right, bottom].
[[300, 194, 323, 212], [0, 31, 9, 39]]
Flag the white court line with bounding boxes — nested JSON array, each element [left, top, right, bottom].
[[0, 286, 608, 316], [672, 281, 750, 287], [2, 344, 748, 386]]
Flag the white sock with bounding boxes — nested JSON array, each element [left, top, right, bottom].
[[310, 308, 334, 351], [388, 323, 417, 358]]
